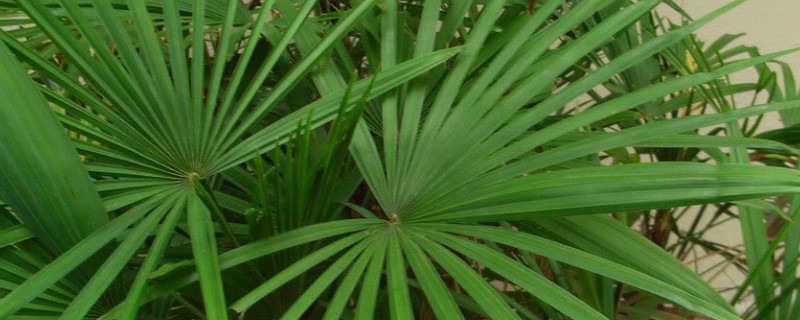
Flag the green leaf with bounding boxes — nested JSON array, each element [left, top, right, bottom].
[[280, 234, 378, 320], [414, 227, 608, 320], [59, 192, 183, 320], [408, 228, 523, 320], [386, 230, 414, 320], [0, 226, 34, 249], [229, 229, 376, 314], [552, 132, 800, 155], [427, 223, 741, 319], [353, 234, 389, 320], [0, 192, 172, 318], [423, 162, 800, 222], [186, 193, 228, 320], [397, 230, 465, 320], [0, 40, 108, 254], [212, 47, 462, 172], [321, 237, 382, 320], [463, 99, 800, 189], [519, 215, 733, 310], [118, 192, 188, 319]]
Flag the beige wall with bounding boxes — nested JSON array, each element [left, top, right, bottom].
[[666, 0, 800, 61], [660, 0, 800, 130]]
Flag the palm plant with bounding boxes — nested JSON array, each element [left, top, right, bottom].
[[1, 0, 800, 319], [561, 8, 800, 318]]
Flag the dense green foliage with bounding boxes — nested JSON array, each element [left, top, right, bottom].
[[1, 0, 800, 319]]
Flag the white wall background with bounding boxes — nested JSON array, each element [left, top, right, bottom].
[[661, 0, 800, 130], [666, 0, 800, 63]]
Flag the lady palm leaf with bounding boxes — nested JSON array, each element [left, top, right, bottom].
[[0, 39, 108, 255], [0, 0, 452, 317], [1, 0, 800, 319], [260, 0, 797, 318], [155, 0, 798, 318]]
